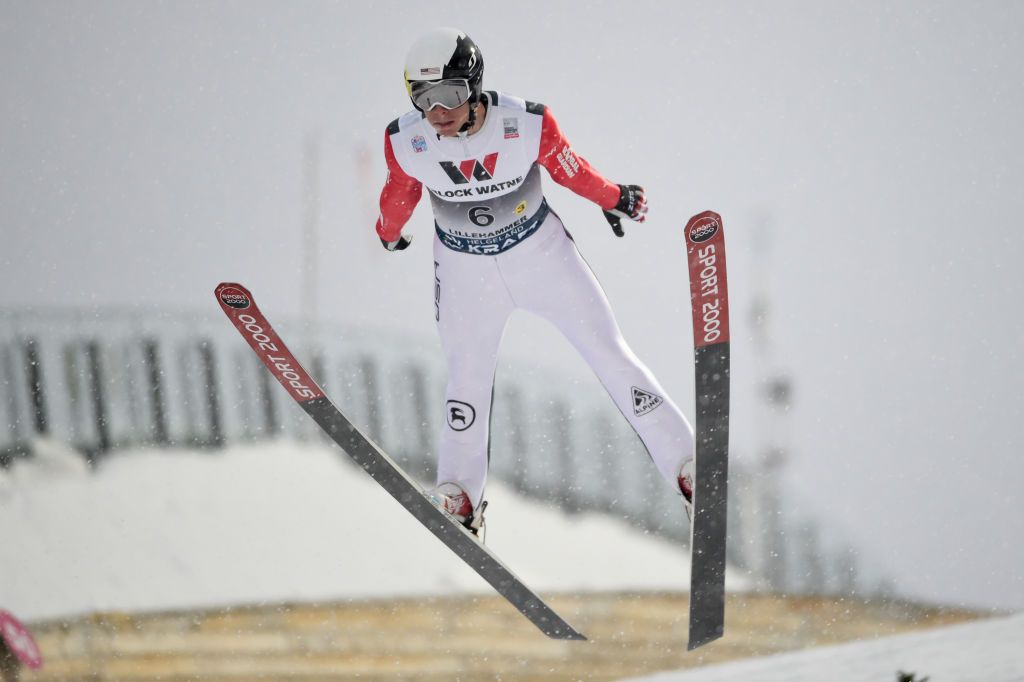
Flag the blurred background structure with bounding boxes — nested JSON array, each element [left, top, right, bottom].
[[0, 303, 869, 599]]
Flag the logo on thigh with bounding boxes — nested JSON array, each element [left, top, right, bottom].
[[446, 400, 476, 431], [632, 387, 664, 417]]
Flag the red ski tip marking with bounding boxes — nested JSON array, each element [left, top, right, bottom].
[[685, 211, 730, 349], [686, 212, 721, 245], [217, 284, 252, 310], [0, 609, 44, 669], [214, 282, 325, 403]]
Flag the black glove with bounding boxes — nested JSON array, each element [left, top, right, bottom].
[[380, 234, 413, 251], [603, 184, 648, 237]]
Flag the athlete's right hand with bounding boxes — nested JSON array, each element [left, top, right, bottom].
[[380, 234, 413, 251], [603, 184, 648, 237]]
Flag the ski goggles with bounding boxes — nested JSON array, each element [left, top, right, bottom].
[[409, 78, 471, 111]]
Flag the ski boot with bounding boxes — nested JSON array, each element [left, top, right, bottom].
[[427, 482, 487, 540], [678, 458, 695, 521]]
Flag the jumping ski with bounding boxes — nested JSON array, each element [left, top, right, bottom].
[[214, 282, 585, 641], [685, 211, 731, 650]]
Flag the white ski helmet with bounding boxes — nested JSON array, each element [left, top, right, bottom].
[[404, 27, 484, 112]]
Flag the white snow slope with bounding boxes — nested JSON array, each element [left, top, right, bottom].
[[622, 612, 1024, 682], [0, 440, 745, 622]]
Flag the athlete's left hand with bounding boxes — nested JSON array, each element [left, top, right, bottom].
[[603, 184, 648, 237], [380, 234, 413, 251]]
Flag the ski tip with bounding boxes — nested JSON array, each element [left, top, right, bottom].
[[685, 210, 722, 228], [215, 282, 254, 312], [215, 281, 249, 295], [684, 210, 723, 246]]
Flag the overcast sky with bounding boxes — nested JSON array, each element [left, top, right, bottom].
[[2, 1, 1022, 610]]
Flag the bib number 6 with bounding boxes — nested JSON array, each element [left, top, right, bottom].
[[468, 206, 494, 227]]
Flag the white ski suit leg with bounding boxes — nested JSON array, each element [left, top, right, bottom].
[[432, 214, 694, 507], [433, 240, 515, 509], [501, 215, 695, 486]]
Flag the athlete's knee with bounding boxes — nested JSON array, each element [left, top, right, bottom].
[[580, 336, 642, 373]]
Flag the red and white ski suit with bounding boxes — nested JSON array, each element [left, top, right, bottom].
[[376, 91, 694, 507]]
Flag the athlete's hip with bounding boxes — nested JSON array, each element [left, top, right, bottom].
[[432, 204, 567, 262], [434, 199, 557, 256]]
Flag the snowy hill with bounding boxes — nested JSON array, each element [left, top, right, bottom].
[[0, 440, 746, 622], [622, 612, 1024, 682]]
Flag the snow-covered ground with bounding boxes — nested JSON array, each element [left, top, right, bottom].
[[4, 440, 1021, 680], [0, 439, 744, 622], [622, 612, 1024, 682]]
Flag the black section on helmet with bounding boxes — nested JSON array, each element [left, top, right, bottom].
[[442, 34, 484, 105]]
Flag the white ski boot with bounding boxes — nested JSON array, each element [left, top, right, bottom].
[[427, 481, 487, 540], [678, 458, 695, 521]]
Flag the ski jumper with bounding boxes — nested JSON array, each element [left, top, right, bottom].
[[376, 91, 695, 508]]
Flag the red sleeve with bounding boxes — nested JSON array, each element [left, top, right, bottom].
[[375, 130, 423, 243], [536, 107, 621, 211]]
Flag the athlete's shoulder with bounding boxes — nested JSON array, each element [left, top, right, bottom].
[[386, 110, 424, 136], [383, 111, 428, 174], [484, 91, 546, 116]]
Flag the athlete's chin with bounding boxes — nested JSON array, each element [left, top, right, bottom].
[[432, 122, 458, 135]]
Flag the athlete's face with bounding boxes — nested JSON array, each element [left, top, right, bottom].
[[424, 102, 471, 137]]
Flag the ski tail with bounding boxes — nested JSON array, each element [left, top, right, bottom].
[[685, 211, 731, 650]]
